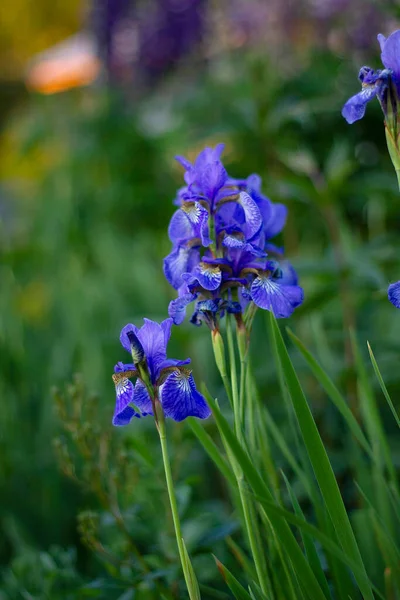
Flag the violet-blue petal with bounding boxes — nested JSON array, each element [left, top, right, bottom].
[[194, 144, 225, 171], [161, 318, 173, 349], [182, 202, 211, 246], [175, 155, 193, 170], [114, 361, 136, 373], [120, 323, 140, 353], [238, 191, 263, 240], [199, 161, 228, 202], [378, 33, 386, 52], [163, 245, 201, 290], [158, 357, 191, 370], [192, 262, 222, 291], [222, 229, 246, 249], [261, 201, 288, 240], [132, 379, 153, 415], [388, 281, 400, 308], [250, 277, 304, 317], [113, 405, 140, 426], [279, 261, 299, 286], [137, 319, 168, 379], [168, 209, 193, 244], [168, 292, 197, 325], [381, 30, 400, 75], [113, 377, 136, 425], [342, 86, 378, 124], [160, 371, 211, 421]]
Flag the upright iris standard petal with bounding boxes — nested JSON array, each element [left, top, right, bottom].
[[388, 281, 400, 308], [160, 370, 211, 421], [342, 86, 378, 124], [250, 276, 304, 318], [120, 323, 140, 353], [138, 318, 170, 379], [199, 161, 228, 205], [378, 33, 386, 52], [380, 30, 400, 75]]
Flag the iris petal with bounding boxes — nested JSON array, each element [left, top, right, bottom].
[[168, 209, 193, 245], [381, 30, 400, 75], [251, 277, 304, 318], [113, 377, 138, 426], [163, 245, 200, 290], [388, 281, 400, 308], [113, 405, 139, 426], [120, 323, 140, 353], [168, 292, 197, 325], [342, 86, 378, 124], [133, 379, 153, 415], [160, 371, 211, 422], [194, 262, 222, 291], [238, 191, 263, 240]]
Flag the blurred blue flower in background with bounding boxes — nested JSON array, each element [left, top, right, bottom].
[[342, 30, 400, 124]]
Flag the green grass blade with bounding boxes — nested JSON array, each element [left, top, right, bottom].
[[351, 332, 397, 488], [281, 472, 331, 599], [204, 387, 328, 600], [270, 313, 373, 600], [249, 582, 270, 600], [182, 538, 201, 600], [188, 418, 236, 487], [253, 494, 385, 600], [287, 328, 372, 457], [214, 556, 252, 600], [367, 341, 400, 429]]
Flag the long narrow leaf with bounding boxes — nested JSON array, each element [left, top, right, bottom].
[[188, 418, 236, 487], [367, 341, 400, 429], [214, 556, 252, 600], [287, 328, 372, 456], [203, 387, 328, 600], [281, 472, 331, 599], [270, 313, 373, 600]]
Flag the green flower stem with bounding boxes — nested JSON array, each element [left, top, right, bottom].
[[156, 405, 199, 600], [226, 314, 241, 436], [225, 314, 270, 597]]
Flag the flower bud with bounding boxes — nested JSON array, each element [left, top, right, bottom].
[[126, 330, 145, 364], [211, 329, 228, 380]]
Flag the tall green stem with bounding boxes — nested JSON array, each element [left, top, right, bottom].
[[225, 314, 270, 597], [157, 410, 199, 599]]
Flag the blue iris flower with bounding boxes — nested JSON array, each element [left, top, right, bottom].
[[164, 144, 303, 326], [112, 318, 210, 425], [342, 30, 400, 124]]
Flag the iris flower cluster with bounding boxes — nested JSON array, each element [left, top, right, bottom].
[[112, 143, 303, 426], [163, 144, 304, 328]]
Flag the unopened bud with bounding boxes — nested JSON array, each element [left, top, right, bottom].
[[211, 329, 227, 379]]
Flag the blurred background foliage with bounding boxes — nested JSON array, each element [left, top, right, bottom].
[[1, 0, 400, 597]]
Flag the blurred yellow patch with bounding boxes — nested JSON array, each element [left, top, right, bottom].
[[15, 280, 51, 324]]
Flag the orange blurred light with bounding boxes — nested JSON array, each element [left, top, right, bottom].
[[25, 33, 101, 94]]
